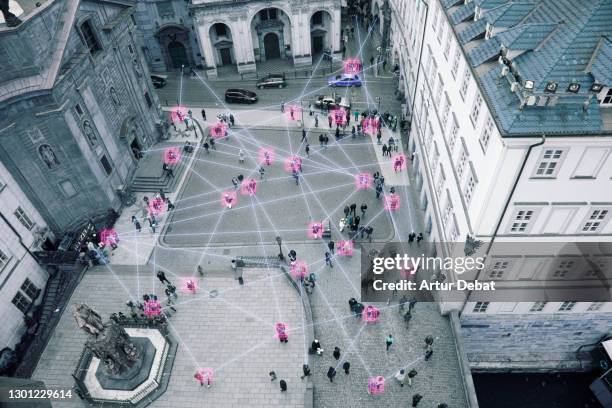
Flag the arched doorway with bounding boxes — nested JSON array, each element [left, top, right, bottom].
[[310, 10, 333, 57], [264, 33, 280, 59], [168, 41, 189, 68], [209, 23, 237, 68]]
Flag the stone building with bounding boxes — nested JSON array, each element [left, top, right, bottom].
[[191, 0, 342, 77], [0, 0, 163, 235]]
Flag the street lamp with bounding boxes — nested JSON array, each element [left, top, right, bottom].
[[376, 96, 381, 112], [276, 236, 284, 261]]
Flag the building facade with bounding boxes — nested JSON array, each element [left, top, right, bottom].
[[0, 161, 54, 351], [0, 0, 164, 235], [190, 0, 342, 77], [390, 0, 612, 371]]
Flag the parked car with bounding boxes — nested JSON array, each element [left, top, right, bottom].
[[256, 74, 286, 89], [225, 89, 258, 104], [150, 75, 167, 88], [314, 95, 351, 110], [327, 74, 362, 87]]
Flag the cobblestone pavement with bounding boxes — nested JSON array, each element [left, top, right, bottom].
[[32, 266, 307, 408]]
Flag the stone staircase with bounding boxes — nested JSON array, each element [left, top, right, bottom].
[[131, 142, 190, 193]]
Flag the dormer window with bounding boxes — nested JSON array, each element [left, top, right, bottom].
[[485, 23, 493, 40], [80, 19, 101, 55], [474, 6, 481, 21]]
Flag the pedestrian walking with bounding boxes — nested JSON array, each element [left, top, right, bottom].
[[408, 231, 416, 243], [344, 205, 350, 217], [229, 113, 235, 127], [342, 361, 350, 375], [350, 203, 357, 215], [259, 167, 265, 179], [407, 369, 418, 386], [365, 226, 373, 241], [238, 149, 245, 163], [325, 251, 333, 268], [311, 339, 323, 355], [210, 138, 216, 150], [269, 371, 277, 381], [425, 335, 434, 347], [309, 103, 313, 116], [335, 126, 340, 139], [280, 101, 285, 113], [328, 115, 332, 128], [394, 369, 406, 387], [376, 184, 383, 199], [279, 379, 287, 392], [354, 215, 360, 228], [302, 128, 307, 142], [425, 347, 433, 361], [292, 171, 299, 185], [232, 177, 239, 189], [131, 215, 141, 232], [360, 203, 367, 217], [148, 216, 157, 234], [417, 232, 424, 243], [328, 240, 335, 253], [370, 56, 375, 66], [301, 364, 311, 379], [349, 297, 357, 313], [324, 135, 329, 146], [412, 394, 423, 407], [385, 334, 394, 351], [315, 114, 319, 127], [203, 142, 209, 153], [166, 199, 175, 211], [409, 297, 417, 313], [351, 126, 356, 138], [354, 110, 360, 122], [201, 109, 206, 121], [157, 270, 171, 285], [162, 163, 174, 177], [333, 347, 341, 360], [382, 144, 388, 156], [326, 366, 336, 382], [305, 143, 310, 156]]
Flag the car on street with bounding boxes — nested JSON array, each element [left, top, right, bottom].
[[314, 95, 351, 110], [150, 75, 167, 88], [327, 74, 362, 87], [256, 74, 286, 89], [225, 89, 258, 104]]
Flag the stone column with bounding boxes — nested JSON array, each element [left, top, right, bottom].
[[195, 15, 218, 78], [332, 6, 341, 53], [292, 10, 312, 67], [235, 18, 256, 73]]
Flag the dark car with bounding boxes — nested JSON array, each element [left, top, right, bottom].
[[150, 75, 167, 88], [256, 74, 286, 89], [314, 95, 351, 110], [225, 89, 258, 104]]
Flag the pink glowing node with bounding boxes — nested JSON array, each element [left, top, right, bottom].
[[143, 299, 162, 317], [355, 173, 373, 190], [362, 117, 380, 135], [210, 121, 228, 138], [367, 376, 386, 395], [240, 179, 258, 196], [307, 221, 324, 239], [170, 106, 187, 124], [182, 278, 197, 294], [164, 147, 181, 165], [194, 368, 214, 386], [384, 194, 401, 211], [275, 322, 289, 342], [290, 261, 308, 279], [343, 58, 363, 75], [284, 155, 302, 173], [285, 104, 302, 121], [392, 154, 406, 172], [148, 197, 166, 216], [362, 305, 380, 323], [337, 240, 354, 256], [330, 108, 347, 126], [221, 191, 237, 209], [258, 148, 275, 165], [100, 228, 118, 247]]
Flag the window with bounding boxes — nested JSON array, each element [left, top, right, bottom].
[[488, 261, 508, 279], [0, 248, 9, 272], [60, 180, 77, 198], [587, 302, 604, 311], [443, 31, 453, 60], [534, 149, 565, 177], [429, 60, 438, 85], [602, 88, 612, 105], [558, 301, 576, 312], [128, 44, 134, 54], [473, 301, 489, 313], [464, 173, 476, 205], [214, 23, 227, 37], [12, 292, 31, 314], [435, 166, 445, 198], [441, 95, 451, 129], [75, 104, 84, 117], [312, 11, 323, 25], [469, 93, 483, 126], [459, 67, 471, 99], [451, 47, 461, 78], [14, 207, 34, 230], [553, 260, 574, 278], [435, 75, 444, 106], [448, 117, 459, 151], [437, 18, 445, 43], [530, 301, 547, 312], [425, 47, 433, 78], [510, 209, 534, 233], [80, 20, 101, 55], [100, 155, 113, 176], [20, 278, 39, 300], [582, 209, 610, 233], [431, 5, 439, 31], [144, 92, 152, 108], [480, 115, 494, 152], [450, 218, 460, 241], [442, 194, 453, 226], [456, 148, 467, 180], [259, 8, 277, 20], [431, 144, 440, 171]]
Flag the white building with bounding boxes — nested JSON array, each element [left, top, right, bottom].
[[191, 0, 342, 77], [0, 162, 54, 350], [390, 0, 612, 371]]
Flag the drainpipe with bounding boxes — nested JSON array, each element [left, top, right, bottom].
[[407, 0, 428, 144], [464, 134, 546, 305]]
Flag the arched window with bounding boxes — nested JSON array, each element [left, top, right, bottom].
[[312, 11, 323, 25], [80, 20, 101, 55]]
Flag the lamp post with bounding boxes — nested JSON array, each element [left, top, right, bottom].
[[376, 96, 381, 112], [276, 236, 284, 261]]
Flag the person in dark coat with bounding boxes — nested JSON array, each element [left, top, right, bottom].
[[328, 241, 335, 253], [412, 394, 423, 407], [156, 270, 171, 285], [333, 347, 341, 360], [327, 366, 336, 382], [342, 361, 350, 374], [280, 379, 287, 392]]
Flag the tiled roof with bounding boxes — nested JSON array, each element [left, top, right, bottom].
[[458, 19, 487, 44], [587, 37, 612, 85], [444, 0, 612, 136], [450, 2, 476, 24], [442, 0, 463, 8]]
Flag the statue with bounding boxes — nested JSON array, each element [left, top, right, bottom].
[[39, 144, 60, 169], [109, 87, 121, 106], [74, 303, 104, 335], [74, 304, 140, 375], [464, 234, 484, 257], [82, 120, 98, 146]]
